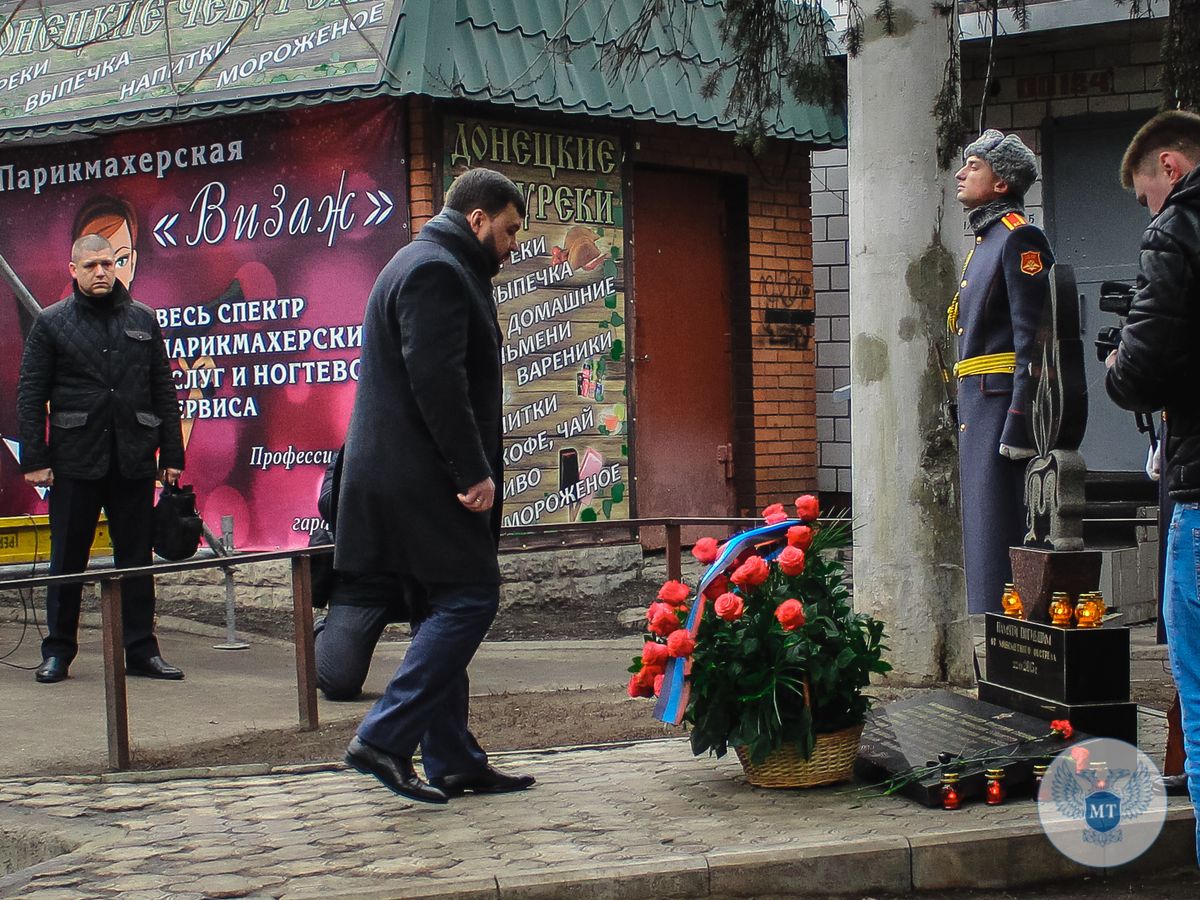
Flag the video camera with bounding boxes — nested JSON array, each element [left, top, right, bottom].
[[1094, 279, 1157, 444], [1093, 280, 1136, 362]]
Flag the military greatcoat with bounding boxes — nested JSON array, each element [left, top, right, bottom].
[[951, 208, 1053, 614]]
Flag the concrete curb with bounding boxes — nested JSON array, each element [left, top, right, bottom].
[[231, 814, 1197, 898]]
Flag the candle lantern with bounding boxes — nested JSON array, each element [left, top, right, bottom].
[[985, 768, 1006, 805], [1049, 592, 1075, 627], [1001, 583, 1024, 619], [941, 771, 961, 810], [1075, 594, 1102, 628]]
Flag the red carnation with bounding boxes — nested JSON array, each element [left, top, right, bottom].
[[787, 525, 814, 551], [653, 673, 665, 697], [714, 592, 745, 622], [794, 494, 820, 522], [691, 537, 720, 564], [657, 580, 692, 605], [642, 641, 670, 667], [777, 545, 806, 576], [666, 630, 696, 658], [1070, 745, 1090, 773], [646, 602, 681, 637], [731, 555, 770, 589], [762, 502, 788, 525], [1050, 719, 1074, 740], [775, 598, 806, 631]]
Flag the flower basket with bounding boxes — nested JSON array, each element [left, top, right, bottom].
[[735, 723, 864, 788], [627, 496, 891, 790]]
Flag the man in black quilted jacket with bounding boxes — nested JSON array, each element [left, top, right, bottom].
[[1105, 109, 1200, 862], [17, 234, 185, 684]]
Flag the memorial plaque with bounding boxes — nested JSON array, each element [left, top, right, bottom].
[[977, 680, 1138, 744], [985, 613, 1130, 704], [855, 690, 1087, 807]]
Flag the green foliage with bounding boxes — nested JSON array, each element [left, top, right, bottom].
[[683, 520, 890, 765]]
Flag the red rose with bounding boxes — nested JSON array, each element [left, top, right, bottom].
[[787, 525, 814, 551], [1051, 719, 1074, 740], [666, 630, 696, 658], [653, 673, 665, 697], [657, 580, 692, 605], [762, 502, 788, 525], [775, 598, 806, 631], [714, 592, 745, 622], [691, 537, 720, 564], [627, 673, 652, 698], [777, 545, 806, 576], [703, 574, 730, 600], [646, 602, 681, 637], [731, 555, 770, 589], [794, 494, 820, 522], [642, 641, 670, 667]]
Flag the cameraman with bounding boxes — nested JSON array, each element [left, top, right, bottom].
[[1105, 109, 1200, 859]]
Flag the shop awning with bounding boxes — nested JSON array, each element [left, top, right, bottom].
[[390, 0, 846, 146], [0, 0, 845, 147]]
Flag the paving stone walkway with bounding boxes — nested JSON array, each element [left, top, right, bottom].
[[0, 714, 1190, 900]]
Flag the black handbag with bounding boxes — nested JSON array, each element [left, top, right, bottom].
[[153, 482, 204, 561]]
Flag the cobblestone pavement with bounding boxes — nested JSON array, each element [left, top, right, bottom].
[[0, 712, 1191, 900]]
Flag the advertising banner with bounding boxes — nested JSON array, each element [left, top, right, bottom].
[[444, 117, 630, 528], [0, 0, 401, 130], [0, 98, 407, 549]]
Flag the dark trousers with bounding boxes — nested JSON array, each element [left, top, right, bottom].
[[357, 578, 497, 782], [42, 471, 160, 664], [315, 603, 391, 701]]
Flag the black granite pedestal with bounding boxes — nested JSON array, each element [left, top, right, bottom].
[[855, 689, 1088, 807], [977, 613, 1136, 744]]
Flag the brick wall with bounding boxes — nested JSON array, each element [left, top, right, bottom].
[[630, 123, 818, 510], [407, 95, 436, 231], [809, 148, 851, 496]]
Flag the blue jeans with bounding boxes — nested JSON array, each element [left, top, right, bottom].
[[357, 579, 498, 782], [1164, 502, 1200, 866]]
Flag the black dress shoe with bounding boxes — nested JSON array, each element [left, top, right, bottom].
[[345, 736, 448, 804], [126, 656, 184, 680], [35, 657, 69, 683], [432, 765, 536, 797], [1163, 774, 1190, 797]]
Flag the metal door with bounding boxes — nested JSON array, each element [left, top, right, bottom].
[[632, 168, 737, 544], [1045, 112, 1156, 471]]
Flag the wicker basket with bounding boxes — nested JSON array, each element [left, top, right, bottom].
[[735, 723, 864, 789]]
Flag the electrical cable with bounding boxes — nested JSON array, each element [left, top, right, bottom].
[[0, 513, 46, 670]]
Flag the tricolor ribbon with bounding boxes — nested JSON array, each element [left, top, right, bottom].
[[653, 519, 795, 726]]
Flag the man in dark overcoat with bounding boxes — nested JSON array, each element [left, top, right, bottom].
[[17, 234, 185, 683], [948, 130, 1053, 614], [338, 168, 534, 803]]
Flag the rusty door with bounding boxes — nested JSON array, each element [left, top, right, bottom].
[[632, 168, 737, 547]]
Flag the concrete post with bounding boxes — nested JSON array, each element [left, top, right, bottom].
[[847, 5, 971, 682]]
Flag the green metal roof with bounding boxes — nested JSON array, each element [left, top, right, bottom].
[[388, 0, 845, 146], [1, 0, 845, 147]]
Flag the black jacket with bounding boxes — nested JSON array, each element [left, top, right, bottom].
[[1106, 166, 1200, 500], [334, 210, 503, 581], [17, 281, 184, 480]]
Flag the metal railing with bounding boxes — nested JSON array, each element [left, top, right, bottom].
[[0, 512, 1157, 770]]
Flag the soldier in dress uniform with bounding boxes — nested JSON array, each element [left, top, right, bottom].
[[948, 130, 1053, 614]]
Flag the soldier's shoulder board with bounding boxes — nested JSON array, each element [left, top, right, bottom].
[[1001, 212, 1028, 230]]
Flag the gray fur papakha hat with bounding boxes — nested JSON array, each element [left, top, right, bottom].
[[963, 129, 1039, 197]]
